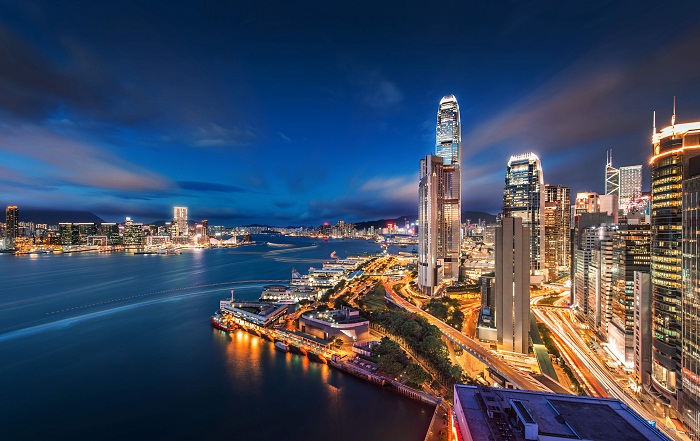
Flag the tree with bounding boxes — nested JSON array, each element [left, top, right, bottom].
[[405, 363, 430, 385], [426, 301, 448, 321], [400, 319, 423, 342], [420, 335, 447, 359], [447, 310, 464, 331]]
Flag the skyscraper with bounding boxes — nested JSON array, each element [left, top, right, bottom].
[[503, 153, 545, 283], [495, 217, 530, 354], [609, 223, 651, 365], [605, 150, 620, 197], [5, 206, 18, 240], [650, 117, 700, 409], [418, 95, 461, 295], [619, 165, 643, 214], [173, 206, 188, 237], [434, 95, 461, 281], [682, 167, 700, 435], [419, 155, 445, 295], [544, 185, 571, 280]]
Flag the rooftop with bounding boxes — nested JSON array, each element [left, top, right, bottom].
[[230, 301, 285, 318], [454, 385, 668, 441], [302, 307, 368, 325]]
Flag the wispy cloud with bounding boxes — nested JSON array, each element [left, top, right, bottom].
[[344, 64, 403, 110], [177, 181, 250, 193], [0, 123, 172, 192], [278, 132, 292, 143], [190, 123, 258, 147]]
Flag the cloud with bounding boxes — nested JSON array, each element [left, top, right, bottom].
[[177, 181, 250, 193], [345, 66, 403, 110], [0, 122, 173, 192], [0, 26, 162, 128], [191, 123, 258, 147], [465, 30, 700, 162], [274, 200, 296, 209], [298, 174, 417, 223], [457, 28, 700, 211]]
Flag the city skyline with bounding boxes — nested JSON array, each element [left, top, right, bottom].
[[2, 2, 700, 225]]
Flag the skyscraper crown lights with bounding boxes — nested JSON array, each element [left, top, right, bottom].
[[435, 95, 461, 165], [508, 152, 540, 165]]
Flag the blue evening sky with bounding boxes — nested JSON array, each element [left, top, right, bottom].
[[1, 1, 700, 226]]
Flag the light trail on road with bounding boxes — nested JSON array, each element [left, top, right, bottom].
[[532, 292, 679, 441], [384, 282, 547, 392]]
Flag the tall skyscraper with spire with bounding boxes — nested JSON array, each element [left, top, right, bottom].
[[418, 95, 461, 295], [605, 149, 620, 197]]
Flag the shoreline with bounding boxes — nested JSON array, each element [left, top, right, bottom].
[[218, 322, 439, 408]]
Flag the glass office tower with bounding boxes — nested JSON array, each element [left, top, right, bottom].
[[503, 153, 545, 283]]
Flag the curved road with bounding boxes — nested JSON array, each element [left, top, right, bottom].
[[384, 282, 547, 392], [532, 292, 679, 441]]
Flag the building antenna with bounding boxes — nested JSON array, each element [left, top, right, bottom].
[[672, 96, 676, 127], [653, 110, 656, 138]]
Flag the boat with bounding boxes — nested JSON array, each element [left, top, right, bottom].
[[288, 343, 306, 355], [210, 313, 236, 332], [307, 351, 327, 364], [274, 341, 289, 352]]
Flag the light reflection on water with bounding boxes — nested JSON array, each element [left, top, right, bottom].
[[1, 237, 431, 440]]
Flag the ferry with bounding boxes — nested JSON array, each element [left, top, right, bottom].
[[274, 341, 289, 352]]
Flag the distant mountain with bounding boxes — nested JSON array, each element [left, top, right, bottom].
[[461, 211, 498, 224], [353, 211, 497, 231], [5, 210, 105, 225]]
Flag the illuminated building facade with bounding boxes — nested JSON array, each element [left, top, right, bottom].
[[620, 165, 643, 215], [418, 95, 461, 294], [575, 192, 600, 215], [585, 225, 613, 337], [682, 171, 700, 435], [544, 185, 570, 280], [503, 153, 545, 283], [609, 223, 651, 365], [418, 155, 446, 295], [123, 217, 144, 246], [649, 119, 700, 408], [173, 206, 188, 236], [434, 95, 461, 282], [6, 205, 18, 240]]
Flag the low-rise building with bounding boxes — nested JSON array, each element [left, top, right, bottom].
[[453, 385, 668, 441], [299, 306, 370, 344], [220, 300, 287, 327]]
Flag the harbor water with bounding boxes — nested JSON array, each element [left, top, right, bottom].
[[0, 236, 431, 440]]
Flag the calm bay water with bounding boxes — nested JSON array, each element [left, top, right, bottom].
[[0, 236, 431, 440]]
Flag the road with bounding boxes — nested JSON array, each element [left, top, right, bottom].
[[384, 282, 547, 392], [532, 292, 680, 441]]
